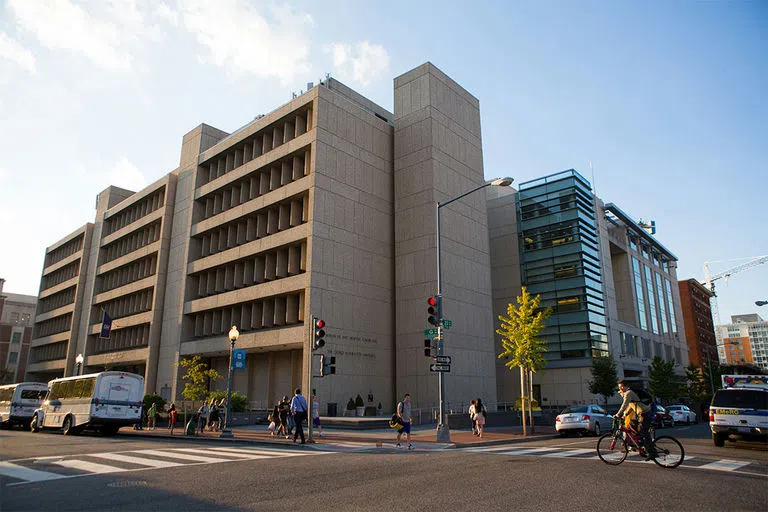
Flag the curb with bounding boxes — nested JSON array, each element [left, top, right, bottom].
[[451, 434, 561, 448]]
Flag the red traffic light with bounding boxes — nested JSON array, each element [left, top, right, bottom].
[[316, 319, 325, 328], [427, 297, 437, 307]]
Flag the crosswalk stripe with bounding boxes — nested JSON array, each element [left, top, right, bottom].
[[185, 447, 308, 458], [133, 449, 232, 463], [171, 448, 271, 460], [497, 447, 559, 456], [0, 462, 64, 483], [88, 453, 184, 468], [696, 459, 750, 472], [53, 459, 124, 474], [541, 449, 594, 457]]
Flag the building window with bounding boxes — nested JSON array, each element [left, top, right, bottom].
[[10, 312, 19, 323], [21, 313, 30, 325], [557, 296, 581, 313], [664, 278, 677, 334], [644, 265, 659, 334], [655, 273, 668, 333], [632, 257, 648, 331], [8, 352, 18, 364], [11, 332, 21, 344]]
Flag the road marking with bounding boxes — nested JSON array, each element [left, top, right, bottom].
[[496, 447, 559, 456], [696, 459, 751, 472], [88, 453, 184, 468], [52, 459, 124, 474], [171, 448, 273, 460], [0, 462, 64, 483], [134, 450, 232, 463], [181, 446, 309, 458], [541, 449, 594, 458]]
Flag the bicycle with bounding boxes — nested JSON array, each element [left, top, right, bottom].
[[597, 417, 684, 468]]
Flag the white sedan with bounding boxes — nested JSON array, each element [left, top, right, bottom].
[[666, 404, 697, 425], [555, 404, 613, 436]]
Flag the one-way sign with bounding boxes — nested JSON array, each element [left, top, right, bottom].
[[430, 364, 450, 372], [434, 355, 451, 364]]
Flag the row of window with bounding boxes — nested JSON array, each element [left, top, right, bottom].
[[48, 377, 96, 400], [192, 242, 306, 300], [189, 292, 303, 339], [29, 340, 67, 363], [37, 286, 76, 315], [197, 108, 311, 187], [194, 195, 307, 261], [34, 312, 72, 339], [45, 233, 84, 268], [101, 220, 162, 264], [98, 253, 158, 294], [103, 187, 166, 236], [90, 323, 151, 354], [42, 259, 80, 292], [93, 288, 154, 322], [195, 149, 309, 224], [6, 312, 31, 326]]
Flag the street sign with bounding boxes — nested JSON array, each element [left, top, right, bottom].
[[443, 319, 452, 329], [232, 349, 246, 369], [430, 364, 450, 372], [434, 355, 451, 364], [424, 328, 438, 337]]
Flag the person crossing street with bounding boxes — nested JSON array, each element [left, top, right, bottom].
[[290, 388, 308, 444]]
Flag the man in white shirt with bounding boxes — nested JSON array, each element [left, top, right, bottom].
[[290, 388, 308, 444]]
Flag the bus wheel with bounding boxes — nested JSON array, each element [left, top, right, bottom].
[[30, 414, 40, 433], [62, 415, 75, 435]]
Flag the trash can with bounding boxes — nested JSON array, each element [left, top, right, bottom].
[[327, 402, 337, 417]]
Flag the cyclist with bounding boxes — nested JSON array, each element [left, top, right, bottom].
[[614, 380, 654, 459]]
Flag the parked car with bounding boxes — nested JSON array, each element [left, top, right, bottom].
[[555, 404, 612, 436], [666, 404, 697, 425], [652, 405, 673, 429]]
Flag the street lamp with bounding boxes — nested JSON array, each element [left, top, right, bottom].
[[220, 325, 239, 438], [434, 176, 514, 443], [756, 301, 768, 307], [75, 353, 84, 376]]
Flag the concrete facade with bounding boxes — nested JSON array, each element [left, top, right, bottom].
[[0, 279, 37, 383]]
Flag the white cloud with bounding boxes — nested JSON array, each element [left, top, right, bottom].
[[326, 41, 389, 86], [0, 32, 36, 73], [104, 156, 148, 192], [172, 0, 314, 84], [6, 0, 148, 72]]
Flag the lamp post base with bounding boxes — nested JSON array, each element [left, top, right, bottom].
[[436, 423, 451, 443], [219, 429, 234, 439]]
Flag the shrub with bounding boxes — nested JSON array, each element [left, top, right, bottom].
[[346, 397, 356, 410], [143, 394, 166, 413], [207, 390, 248, 412], [355, 394, 364, 407]]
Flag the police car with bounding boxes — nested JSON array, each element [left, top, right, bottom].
[[709, 375, 768, 447]]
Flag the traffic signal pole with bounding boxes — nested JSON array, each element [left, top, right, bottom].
[[307, 316, 314, 443], [435, 202, 450, 443]]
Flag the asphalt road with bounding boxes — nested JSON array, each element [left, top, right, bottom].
[[1, 424, 766, 512]]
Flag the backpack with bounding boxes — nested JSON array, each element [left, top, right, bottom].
[[389, 413, 402, 429], [633, 388, 653, 406]]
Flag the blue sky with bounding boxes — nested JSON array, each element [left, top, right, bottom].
[[0, 0, 765, 321]]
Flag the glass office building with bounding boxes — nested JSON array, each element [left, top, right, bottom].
[[516, 170, 608, 366]]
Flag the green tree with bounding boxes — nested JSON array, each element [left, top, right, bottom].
[[589, 356, 618, 407], [497, 286, 551, 436], [179, 355, 222, 401], [685, 364, 708, 404], [648, 356, 682, 401]]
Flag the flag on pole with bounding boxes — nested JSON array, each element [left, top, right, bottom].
[[99, 311, 113, 339]]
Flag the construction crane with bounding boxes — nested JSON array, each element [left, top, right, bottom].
[[703, 255, 768, 326]]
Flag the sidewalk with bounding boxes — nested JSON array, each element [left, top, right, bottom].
[[119, 423, 558, 449]]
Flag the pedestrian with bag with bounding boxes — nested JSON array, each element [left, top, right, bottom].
[[474, 398, 487, 438], [147, 402, 157, 430], [197, 402, 209, 434], [395, 393, 413, 450], [168, 404, 178, 435], [208, 399, 220, 431], [278, 396, 291, 439], [290, 388, 308, 444], [469, 399, 477, 435]]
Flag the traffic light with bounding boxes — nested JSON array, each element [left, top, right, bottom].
[[313, 318, 326, 350], [424, 338, 437, 358], [427, 296, 442, 326], [320, 355, 336, 376]]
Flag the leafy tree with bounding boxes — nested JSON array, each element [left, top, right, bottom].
[[648, 356, 682, 401], [179, 355, 221, 401], [143, 393, 167, 414], [207, 390, 248, 412], [589, 356, 618, 407], [685, 364, 709, 404], [497, 286, 551, 436]]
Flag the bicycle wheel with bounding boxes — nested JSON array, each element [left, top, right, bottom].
[[651, 436, 685, 468], [597, 432, 627, 465]]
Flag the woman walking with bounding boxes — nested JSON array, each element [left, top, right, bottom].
[[469, 399, 477, 435], [312, 393, 323, 437], [208, 399, 220, 431], [168, 404, 178, 435], [474, 398, 487, 438]]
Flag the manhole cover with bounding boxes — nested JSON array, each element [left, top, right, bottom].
[[107, 480, 148, 488]]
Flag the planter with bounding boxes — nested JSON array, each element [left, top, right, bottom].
[[345, 409, 356, 417], [355, 406, 365, 417]]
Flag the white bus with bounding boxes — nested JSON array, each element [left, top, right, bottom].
[[0, 382, 48, 428], [31, 371, 144, 436]]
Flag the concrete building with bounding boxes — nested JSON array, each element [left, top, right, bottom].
[[678, 278, 717, 368], [716, 314, 768, 371], [27, 63, 499, 414], [488, 170, 688, 407], [0, 279, 37, 383]]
